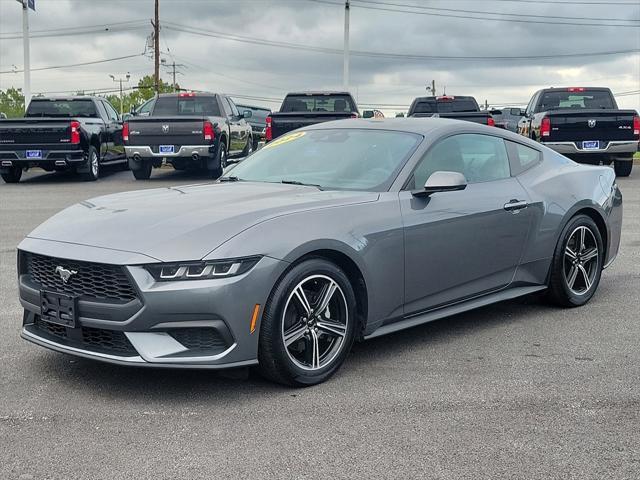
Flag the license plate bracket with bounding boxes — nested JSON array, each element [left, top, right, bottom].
[[40, 290, 77, 328], [26, 149, 43, 159], [159, 145, 175, 154], [582, 140, 600, 150]]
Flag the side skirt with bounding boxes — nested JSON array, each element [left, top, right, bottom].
[[364, 285, 547, 340]]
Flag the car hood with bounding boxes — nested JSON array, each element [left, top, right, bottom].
[[26, 182, 378, 262]]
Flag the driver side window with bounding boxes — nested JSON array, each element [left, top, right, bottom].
[[409, 134, 511, 189]]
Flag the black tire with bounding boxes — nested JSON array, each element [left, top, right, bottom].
[[614, 160, 632, 177], [242, 135, 254, 157], [207, 141, 226, 179], [81, 146, 100, 181], [132, 161, 152, 180], [1, 166, 22, 183], [547, 214, 604, 307], [258, 258, 357, 387], [252, 135, 260, 152]]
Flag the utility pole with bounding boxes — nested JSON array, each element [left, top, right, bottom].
[[110, 73, 131, 115], [153, 0, 160, 93], [343, 0, 350, 91], [161, 59, 185, 92], [427, 80, 436, 96], [17, 0, 32, 111]]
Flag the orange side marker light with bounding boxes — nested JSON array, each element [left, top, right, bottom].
[[250, 304, 261, 334]]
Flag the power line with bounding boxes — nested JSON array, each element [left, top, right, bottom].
[[309, 0, 640, 27], [0, 53, 146, 75], [351, 0, 640, 23], [0, 21, 149, 40], [164, 23, 640, 61]]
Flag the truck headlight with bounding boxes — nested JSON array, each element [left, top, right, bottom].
[[145, 256, 261, 281]]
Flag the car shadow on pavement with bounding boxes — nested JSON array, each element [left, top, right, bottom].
[[29, 293, 554, 397], [13, 165, 125, 185]]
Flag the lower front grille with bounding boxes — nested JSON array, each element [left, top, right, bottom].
[[33, 317, 138, 357], [168, 328, 229, 355]]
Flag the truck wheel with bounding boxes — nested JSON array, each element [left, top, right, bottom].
[[81, 146, 100, 182], [207, 142, 226, 179], [614, 160, 632, 177], [132, 161, 152, 180], [242, 135, 254, 157], [1, 166, 22, 183]]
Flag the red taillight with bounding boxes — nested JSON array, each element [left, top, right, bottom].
[[633, 115, 640, 137], [265, 116, 272, 142], [540, 117, 551, 138], [122, 122, 129, 142], [203, 121, 214, 141], [436, 95, 455, 101], [487, 117, 495, 127], [567, 87, 585, 92], [70, 120, 80, 144]]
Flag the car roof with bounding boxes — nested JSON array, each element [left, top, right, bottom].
[[31, 96, 99, 101], [284, 91, 353, 96], [302, 117, 470, 134], [157, 92, 217, 97]]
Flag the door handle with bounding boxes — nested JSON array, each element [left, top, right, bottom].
[[504, 199, 528, 212]]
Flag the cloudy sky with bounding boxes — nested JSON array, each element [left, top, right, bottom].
[[0, 0, 638, 115]]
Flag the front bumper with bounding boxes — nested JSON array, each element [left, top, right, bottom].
[[542, 140, 638, 160], [18, 242, 287, 369]]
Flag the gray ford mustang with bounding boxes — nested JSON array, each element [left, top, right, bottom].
[[18, 118, 622, 386]]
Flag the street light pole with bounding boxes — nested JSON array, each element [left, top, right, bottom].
[[110, 73, 131, 115], [343, 0, 350, 91], [19, 0, 31, 111]]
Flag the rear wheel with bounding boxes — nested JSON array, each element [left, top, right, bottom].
[[614, 160, 632, 177], [1, 166, 22, 183], [132, 161, 152, 180], [81, 146, 100, 181], [207, 141, 226, 179], [258, 258, 357, 386], [242, 135, 254, 157], [547, 214, 603, 307]]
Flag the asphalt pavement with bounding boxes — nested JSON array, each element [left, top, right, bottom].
[[1, 166, 639, 479]]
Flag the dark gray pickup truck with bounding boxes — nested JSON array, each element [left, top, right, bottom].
[[124, 92, 253, 179], [266, 92, 359, 142], [407, 95, 495, 126], [0, 96, 126, 183], [517, 87, 639, 177]]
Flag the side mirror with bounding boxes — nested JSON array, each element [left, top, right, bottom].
[[362, 110, 374, 119], [412, 171, 467, 197], [243, 110, 253, 119]]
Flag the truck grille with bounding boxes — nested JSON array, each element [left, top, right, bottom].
[[23, 252, 138, 303]]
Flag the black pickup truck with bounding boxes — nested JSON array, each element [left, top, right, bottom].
[[124, 92, 253, 179], [235, 103, 271, 151], [517, 87, 639, 177], [0, 96, 126, 183], [266, 92, 359, 142], [407, 95, 495, 126]]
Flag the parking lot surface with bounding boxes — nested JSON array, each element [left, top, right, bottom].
[[1, 167, 639, 479]]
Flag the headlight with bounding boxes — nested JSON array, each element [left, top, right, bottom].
[[145, 256, 261, 281]]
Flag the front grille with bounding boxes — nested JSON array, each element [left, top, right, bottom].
[[24, 252, 138, 302], [33, 317, 138, 357], [169, 328, 228, 354]]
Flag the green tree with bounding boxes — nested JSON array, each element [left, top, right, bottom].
[[0, 87, 25, 118], [104, 75, 177, 114]]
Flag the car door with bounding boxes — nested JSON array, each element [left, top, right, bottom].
[[221, 96, 244, 153], [101, 100, 124, 159], [399, 133, 533, 315]]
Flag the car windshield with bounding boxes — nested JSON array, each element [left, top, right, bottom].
[[26, 100, 98, 118], [227, 128, 421, 192], [539, 90, 615, 110]]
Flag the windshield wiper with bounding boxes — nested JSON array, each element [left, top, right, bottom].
[[218, 176, 242, 182], [281, 179, 324, 190]]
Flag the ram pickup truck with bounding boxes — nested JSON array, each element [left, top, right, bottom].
[[517, 87, 640, 177], [0, 96, 126, 183], [266, 92, 359, 141], [124, 92, 253, 180], [407, 95, 495, 126]]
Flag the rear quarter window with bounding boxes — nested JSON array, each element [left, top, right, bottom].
[[506, 140, 541, 176]]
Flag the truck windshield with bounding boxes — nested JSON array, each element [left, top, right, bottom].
[[226, 128, 421, 192], [26, 100, 97, 118], [153, 96, 221, 116], [412, 98, 479, 114], [539, 90, 615, 110], [280, 95, 357, 113]]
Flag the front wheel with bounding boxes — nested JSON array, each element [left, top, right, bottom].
[[81, 146, 100, 181], [614, 160, 632, 177], [258, 258, 357, 386], [1, 166, 22, 183], [547, 215, 603, 307]]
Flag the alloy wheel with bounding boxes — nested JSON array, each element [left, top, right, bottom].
[[563, 225, 599, 295], [91, 150, 99, 177], [281, 274, 349, 371]]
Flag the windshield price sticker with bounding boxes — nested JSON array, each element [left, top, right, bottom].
[[263, 131, 306, 149]]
